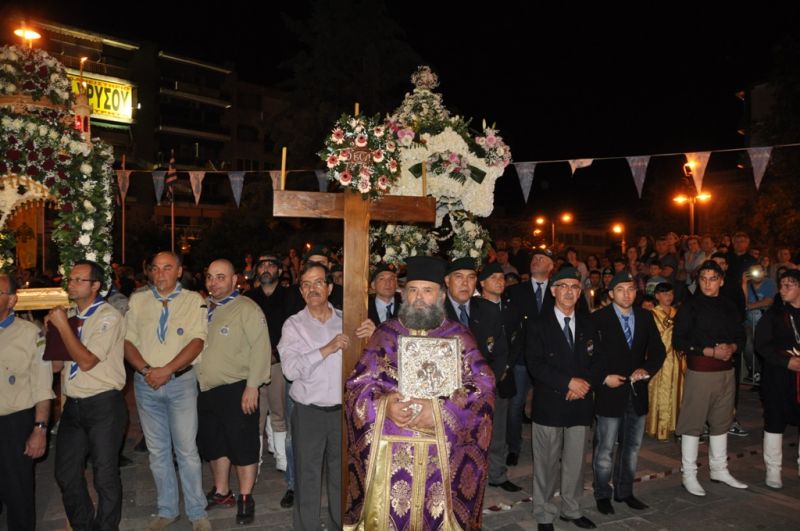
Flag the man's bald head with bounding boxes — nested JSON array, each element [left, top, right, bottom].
[[206, 259, 238, 300]]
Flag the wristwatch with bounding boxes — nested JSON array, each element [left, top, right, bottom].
[[33, 421, 48, 431], [138, 364, 152, 376]]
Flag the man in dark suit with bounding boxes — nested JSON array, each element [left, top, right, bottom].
[[443, 257, 520, 492], [505, 249, 555, 465], [527, 267, 602, 531], [591, 272, 665, 516], [367, 264, 402, 326]]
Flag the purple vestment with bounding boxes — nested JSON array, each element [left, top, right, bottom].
[[344, 318, 495, 530]]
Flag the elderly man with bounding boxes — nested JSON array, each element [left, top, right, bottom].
[[0, 274, 53, 531], [368, 263, 401, 326], [278, 261, 374, 530], [528, 267, 603, 531], [124, 251, 210, 531], [49, 260, 127, 531], [197, 259, 270, 525], [344, 256, 495, 530]]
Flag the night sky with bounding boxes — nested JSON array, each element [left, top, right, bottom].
[[8, 2, 800, 226]]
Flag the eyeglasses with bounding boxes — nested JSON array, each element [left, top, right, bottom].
[[552, 283, 582, 291], [67, 277, 94, 284], [300, 278, 327, 291]]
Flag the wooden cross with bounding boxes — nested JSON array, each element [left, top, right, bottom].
[[272, 186, 435, 512]]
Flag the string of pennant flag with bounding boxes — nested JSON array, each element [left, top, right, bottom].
[[114, 142, 799, 208]]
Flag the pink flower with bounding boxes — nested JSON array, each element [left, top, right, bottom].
[[372, 149, 384, 163], [373, 126, 385, 137], [331, 128, 345, 144], [358, 178, 371, 193], [397, 128, 415, 147], [485, 135, 497, 147], [359, 166, 372, 178], [339, 171, 353, 185], [377, 175, 389, 190], [355, 134, 368, 147], [386, 141, 396, 152], [388, 159, 398, 173], [339, 149, 351, 161], [326, 154, 339, 168], [448, 152, 459, 163]]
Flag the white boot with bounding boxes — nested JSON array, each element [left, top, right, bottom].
[[763, 432, 783, 489], [681, 435, 706, 496], [265, 415, 276, 454], [273, 430, 288, 472], [709, 434, 747, 489]]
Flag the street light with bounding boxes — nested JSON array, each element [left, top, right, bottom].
[[14, 24, 41, 48], [612, 223, 626, 253], [534, 212, 573, 248], [673, 193, 711, 235]]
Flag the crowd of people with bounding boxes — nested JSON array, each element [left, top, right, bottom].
[[1, 229, 799, 530]]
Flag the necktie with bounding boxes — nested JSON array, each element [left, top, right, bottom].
[[70, 297, 106, 380], [563, 316, 574, 350], [385, 302, 393, 322], [622, 314, 633, 348], [459, 304, 469, 326], [151, 285, 183, 343], [535, 282, 543, 311]]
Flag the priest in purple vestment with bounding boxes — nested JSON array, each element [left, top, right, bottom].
[[344, 256, 496, 531]]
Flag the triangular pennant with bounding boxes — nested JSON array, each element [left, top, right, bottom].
[[228, 171, 245, 207], [568, 159, 593, 176], [268, 170, 282, 191], [684, 152, 711, 193], [116, 170, 132, 201], [152, 171, 166, 203], [315, 169, 330, 192], [513, 162, 537, 203], [188, 171, 205, 205], [747, 147, 773, 190], [625, 156, 650, 198]]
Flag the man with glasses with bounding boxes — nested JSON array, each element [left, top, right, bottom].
[[528, 267, 602, 531], [124, 252, 211, 531], [48, 260, 127, 531], [278, 261, 374, 530], [674, 260, 747, 496], [0, 274, 53, 531]]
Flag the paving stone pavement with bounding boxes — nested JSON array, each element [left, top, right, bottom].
[[4, 383, 800, 530]]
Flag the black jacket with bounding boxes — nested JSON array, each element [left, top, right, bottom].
[[506, 279, 555, 367], [526, 308, 603, 427], [591, 305, 666, 417], [367, 293, 402, 326], [445, 296, 509, 379], [673, 291, 745, 357]]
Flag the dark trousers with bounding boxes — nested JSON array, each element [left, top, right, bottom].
[[506, 363, 532, 455], [0, 408, 36, 531], [55, 390, 127, 531]]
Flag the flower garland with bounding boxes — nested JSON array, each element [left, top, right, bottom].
[[370, 223, 438, 266], [318, 113, 400, 198], [0, 228, 15, 273], [0, 45, 115, 281], [437, 210, 492, 266], [0, 45, 73, 105]]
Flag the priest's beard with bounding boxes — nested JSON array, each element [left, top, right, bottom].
[[398, 296, 445, 330]]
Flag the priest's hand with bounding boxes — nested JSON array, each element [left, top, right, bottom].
[[386, 392, 413, 427], [406, 399, 434, 431], [354, 319, 376, 340]]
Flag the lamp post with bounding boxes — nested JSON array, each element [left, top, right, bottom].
[[535, 212, 573, 249], [673, 193, 711, 235], [612, 223, 626, 254], [14, 25, 41, 48]]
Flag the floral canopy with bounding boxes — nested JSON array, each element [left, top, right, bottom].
[[0, 45, 115, 278]]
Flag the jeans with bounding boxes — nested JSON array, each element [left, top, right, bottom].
[[284, 380, 295, 490], [55, 390, 127, 531], [592, 397, 646, 500], [134, 370, 207, 521], [506, 363, 532, 454]]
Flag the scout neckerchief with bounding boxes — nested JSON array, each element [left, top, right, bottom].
[[0, 311, 15, 329], [150, 284, 183, 343], [207, 290, 239, 323], [69, 296, 106, 380]]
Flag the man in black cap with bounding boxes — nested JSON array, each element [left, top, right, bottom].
[[591, 271, 665, 515], [673, 260, 747, 497], [443, 257, 518, 491], [367, 264, 401, 326], [528, 267, 602, 531]]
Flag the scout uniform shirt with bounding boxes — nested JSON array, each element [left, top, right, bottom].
[[62, 303, 126, 399], [0, 316, 54, 416], [125, 287, 207, 368], [197, 294, 270, 392]]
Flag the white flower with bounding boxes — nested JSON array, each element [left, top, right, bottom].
[[385, 247, 396, 257], [81, 219, 95, 231], [103, 253, 111, 263], [83, 200, 96, 213], [38, 125, 48, 136], [475, 239, 484, 249], [25, 122, 36, 134], [86, 251, 97, 262], [463, 221, 476, 232], [385, 224, 396, 235], [469, 249, 480, 258], [80, 163, 92, 176], [79, 234, 91, 246]]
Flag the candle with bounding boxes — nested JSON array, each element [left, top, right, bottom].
[[280, 147, 287, 190]]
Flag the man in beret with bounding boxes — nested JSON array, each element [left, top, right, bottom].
[[344, 256, 495, 530], [367, 263, 401, 326], [673, 260, 747, 496], [591, 272, 665, 515], [444, 257, 518, 491], [527, 267, 603, 531]]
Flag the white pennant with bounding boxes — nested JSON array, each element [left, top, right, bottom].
[[625, 156, 650, 198], [227, 171, 245, 207], [152, 171, 166, 203], [314, 169, 330, 192], [268, 170, 282, 191], [684, 152, 711, 193], [513, 162, 537, 203], [568, 159, 593, 176], [116, 170, 132, 201], [188, 171, 205, 205], [747, 147, 772, 190]]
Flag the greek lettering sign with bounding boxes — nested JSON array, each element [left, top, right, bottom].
[[67, 72, 134, 124]]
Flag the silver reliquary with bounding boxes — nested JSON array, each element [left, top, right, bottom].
[[397, 335, 462, 399]]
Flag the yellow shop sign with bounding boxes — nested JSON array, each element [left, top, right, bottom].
[[67, 72, 134, 123]]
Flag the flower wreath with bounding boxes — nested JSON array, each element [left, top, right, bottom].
[[370, 223, 438, 266], [318, 113, 401, 198], [0, 45, 73, 105], [437, 210, 492, 266]]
